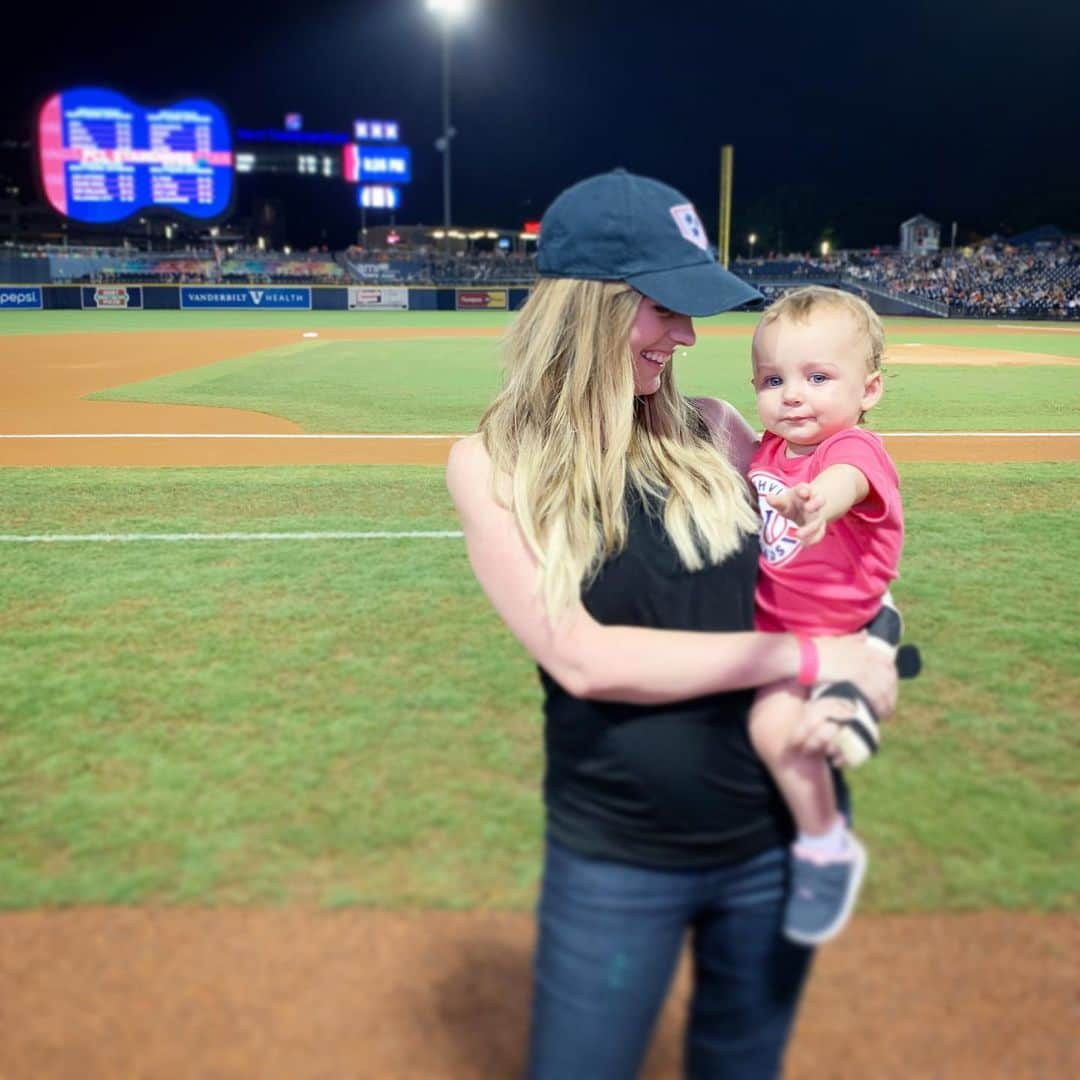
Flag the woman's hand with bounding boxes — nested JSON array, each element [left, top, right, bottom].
[[813, 633, 897, 719], [790, 695, 856, 766]]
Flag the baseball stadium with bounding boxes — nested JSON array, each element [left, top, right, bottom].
[[2, 8, 1079, 1079]]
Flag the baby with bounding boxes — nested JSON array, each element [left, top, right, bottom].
[[747, 285, 904, 945]]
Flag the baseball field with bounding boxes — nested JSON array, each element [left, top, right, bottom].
[[1, 308, 1077, 1077]]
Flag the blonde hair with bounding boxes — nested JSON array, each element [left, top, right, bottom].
[[758, 285, 885, 372], [479, 278, 759, 618]]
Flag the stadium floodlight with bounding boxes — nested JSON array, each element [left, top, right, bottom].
[[427, 0, 470, 16], [427, 0, 474, 250], [748, 232, 757, 259]]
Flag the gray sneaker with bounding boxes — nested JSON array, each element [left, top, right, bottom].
[[783, 834, 868, 946]]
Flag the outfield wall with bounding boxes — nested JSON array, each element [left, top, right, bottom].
[[0, 284, 535, 313]]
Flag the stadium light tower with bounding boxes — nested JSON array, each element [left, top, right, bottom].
[[427, 0, 471, 250]]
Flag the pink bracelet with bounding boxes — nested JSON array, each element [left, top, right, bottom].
[[796, 636, 819, 687]]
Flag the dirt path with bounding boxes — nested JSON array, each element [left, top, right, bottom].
[[1, 909, 1074, 1079]]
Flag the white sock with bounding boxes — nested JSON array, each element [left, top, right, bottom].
[[796, 816, 848, 857]]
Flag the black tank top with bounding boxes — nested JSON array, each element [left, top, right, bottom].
[[540, 492, 795, 868]]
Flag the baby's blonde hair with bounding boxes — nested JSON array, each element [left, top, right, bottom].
[[758, 285, 885, 372], [479, 278, 759, 618]]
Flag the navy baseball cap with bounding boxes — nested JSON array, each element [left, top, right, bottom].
[[535, 169, 762, 317]]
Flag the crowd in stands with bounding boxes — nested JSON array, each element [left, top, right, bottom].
[[844, 242, 1079, 319], [218, 252, 345, 284], [735, 240, 1079, 319], [38, 245, 347, 285], [341, 246, 537, 286], [9, 236, 1078, 319]]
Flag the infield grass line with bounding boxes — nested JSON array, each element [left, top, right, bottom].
[[0, 531, 464, 543], [2, 431, 1078, 440], [0, 433, 469, 440]]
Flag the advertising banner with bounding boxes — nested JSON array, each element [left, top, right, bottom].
[[81, 286, 144, 310], [456, 289, 508, 311], [347, 286, 409, 311], [180, 286, 312, 310], [0, 287, 43, 309]]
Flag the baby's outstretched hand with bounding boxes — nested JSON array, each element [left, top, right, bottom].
[[767, 483, 827, 545]]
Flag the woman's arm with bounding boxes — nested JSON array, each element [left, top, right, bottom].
[[446, 435, 896, 711], [690, 396, 759, 476]]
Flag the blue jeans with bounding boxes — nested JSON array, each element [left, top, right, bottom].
[[527, 839, 813, 1079]]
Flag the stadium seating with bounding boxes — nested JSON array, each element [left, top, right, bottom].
[[18, 238, 1079, 318]]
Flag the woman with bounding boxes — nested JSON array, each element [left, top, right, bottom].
[[446, 169, 896, 1078]]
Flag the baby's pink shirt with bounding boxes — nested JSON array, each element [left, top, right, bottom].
[[749, 428, 903, 635]]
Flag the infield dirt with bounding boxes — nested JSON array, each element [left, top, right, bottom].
[[1, 909, 1075, 1078]]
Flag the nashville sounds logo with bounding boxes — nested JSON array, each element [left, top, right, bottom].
[[750, 471, 801, 566], [670, 203, 709, 251]]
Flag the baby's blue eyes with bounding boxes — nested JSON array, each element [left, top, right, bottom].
[[760, 373, 830, 388]]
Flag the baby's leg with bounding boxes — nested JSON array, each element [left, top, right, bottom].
[[752, 680, 868, 945], [749, 679, 840, 837], [815, 592, 902, 768]]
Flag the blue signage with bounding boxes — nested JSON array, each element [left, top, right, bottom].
[[0, 287, 43, 309], [357, 145, 411, 183], [358, 185, 401, 210], [354, 120, 400, 142], [179, 286, 312, 310]]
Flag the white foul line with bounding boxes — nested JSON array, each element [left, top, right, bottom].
[[0, 432, 1076, 440], [0, 531, 464, 544], [0, 433, 467, 440], [881, 427, 1075, 432]]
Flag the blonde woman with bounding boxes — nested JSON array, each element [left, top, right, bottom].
[[447, 170, 896, 1079]]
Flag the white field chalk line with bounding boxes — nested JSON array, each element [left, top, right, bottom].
[[880, 432, 1079, 438], [995, 324, 1080, 332], [0, 433, 467, 440], [1, 432, 1078, 440], [0, 531, 465, 544]]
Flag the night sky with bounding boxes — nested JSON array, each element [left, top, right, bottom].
[[4, 0, 1079, 250]]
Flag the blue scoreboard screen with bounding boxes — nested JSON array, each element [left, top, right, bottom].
[[36, 87, 234, 224]]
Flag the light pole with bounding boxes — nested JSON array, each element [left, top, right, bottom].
[[748, 232, 757, 260], [427, 0, 471, 252]]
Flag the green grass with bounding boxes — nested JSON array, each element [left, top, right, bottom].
[[1, 464, 1077, 912], [1, 310, 1078, 913], [86, 336, 507, 433], [0, 307, 522, 335], [72, 330, 1080, 433]]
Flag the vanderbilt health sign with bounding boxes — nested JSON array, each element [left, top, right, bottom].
[[180, 287, 312, 310]]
